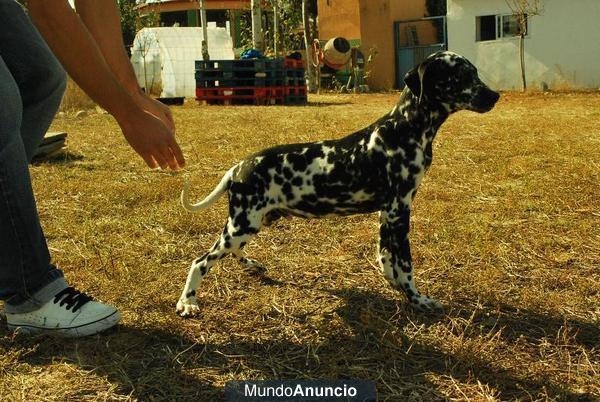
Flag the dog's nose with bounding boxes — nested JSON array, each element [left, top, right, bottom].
[[480, 87, 500, 105], [490, 90, 500, 104]]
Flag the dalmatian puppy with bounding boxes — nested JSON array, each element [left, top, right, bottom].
[[177, 51, 500, 317]]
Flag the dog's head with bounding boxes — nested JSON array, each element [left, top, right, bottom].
[[404, 51, 499, 113]]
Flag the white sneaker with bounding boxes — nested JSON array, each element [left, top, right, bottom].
[[6, 287, 121, 338]]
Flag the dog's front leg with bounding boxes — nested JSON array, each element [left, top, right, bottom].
[[378, 206, 443, 312]]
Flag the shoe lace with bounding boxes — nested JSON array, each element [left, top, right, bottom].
[[53, 287, 93, 312]]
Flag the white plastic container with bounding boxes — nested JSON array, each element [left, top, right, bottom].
[[130, 27, 235, 98]]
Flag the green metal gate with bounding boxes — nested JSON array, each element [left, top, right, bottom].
[[394, 16, 447, 88]]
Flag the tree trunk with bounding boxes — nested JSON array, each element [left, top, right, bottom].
[[199, 0, 209, 60], [273, 0, 279, 56], [302, 0, 315, 91], [519, 33, 526, 91], [251, 0, 264, 51]]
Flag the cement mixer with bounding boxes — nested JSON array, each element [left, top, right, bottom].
[[322, 37, 352, 70], [312, 37, 369, 93]]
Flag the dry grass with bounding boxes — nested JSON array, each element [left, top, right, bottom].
[[1, 92, 599, 401], [59, 78, 95, 113]]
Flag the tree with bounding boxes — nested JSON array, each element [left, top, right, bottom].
[[302, 0, 316, 91], [119, 0, 160, 55], [236, 0, 316, 55], [118, 0, 138, 54], [425, 0, 446, 17], [425, 0, 446, 45], [505, 0, 542, 91], [272, 0, 307, 53]]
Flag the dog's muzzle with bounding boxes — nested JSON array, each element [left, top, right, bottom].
[[471, 86, 500, 113]]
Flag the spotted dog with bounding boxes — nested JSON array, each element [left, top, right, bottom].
[[177, 51, 500, 317]]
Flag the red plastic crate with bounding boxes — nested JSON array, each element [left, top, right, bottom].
[[266, 86, 286, 99], [285, 85, 308, 96], [196, 86, 271, 99], [284, 58, 305, 69]]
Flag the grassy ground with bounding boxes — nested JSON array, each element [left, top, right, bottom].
[[1, 92, 599, 401]]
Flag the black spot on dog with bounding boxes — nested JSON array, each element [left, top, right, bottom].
[[281, 182, 294, 201], [287, 153, 308, 171], [283, 167, 294, 180]]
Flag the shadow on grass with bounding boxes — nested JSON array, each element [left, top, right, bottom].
[[0, 287, 597, 400], [305, 101, 353, 107], [331, 288, 598, 401], [0, 322, 222, 400]]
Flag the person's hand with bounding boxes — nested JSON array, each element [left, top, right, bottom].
[[118, 109, 185, 170], [134, 92, 176, 133]]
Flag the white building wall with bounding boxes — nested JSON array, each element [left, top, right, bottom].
[[447, 0, 600, 90]]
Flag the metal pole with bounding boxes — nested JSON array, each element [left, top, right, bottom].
[[251, 0, 263, 51], [199, 0, 209, 60]]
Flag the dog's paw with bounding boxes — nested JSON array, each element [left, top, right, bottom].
[[176, 299, 200, 317], [411, 295, 444, 313]]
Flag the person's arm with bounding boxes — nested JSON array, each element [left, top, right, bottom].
[[26, 0, 184, 170], [73, 0, 175, 132]]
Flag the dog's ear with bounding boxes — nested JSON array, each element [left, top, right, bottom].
[[403, 62, 429, 104], [404, 65, 421, 100]]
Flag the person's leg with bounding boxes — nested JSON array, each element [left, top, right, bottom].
[[0, 0, 68, 312], [0, 0, 121, 336], [0, 54, 69, 313], [1, 2, 120, 338], [0, 0, 67, 161]]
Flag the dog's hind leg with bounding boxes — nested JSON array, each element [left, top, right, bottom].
[[232, 209, 284, 275], [177, 208, 264, 317], [378, 206, 443, 313]]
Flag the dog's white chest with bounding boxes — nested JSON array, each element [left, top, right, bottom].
[[412, 148, 426, 187]]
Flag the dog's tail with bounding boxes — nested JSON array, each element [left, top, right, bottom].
[[181, 167, 234, 212]]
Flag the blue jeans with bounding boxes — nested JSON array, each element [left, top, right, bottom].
[[0, 0, 68, 313]]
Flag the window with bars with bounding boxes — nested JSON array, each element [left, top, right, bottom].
[[476, 14, 528, 42]]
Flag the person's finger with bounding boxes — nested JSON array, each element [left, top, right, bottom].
[[157, 146, 177, 170], [165, 150, 179, 171], [169, 148, 184, 170], [152, 151, 169, 170], [168, 137, 185, 168], [141, 153, 158, 169]]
